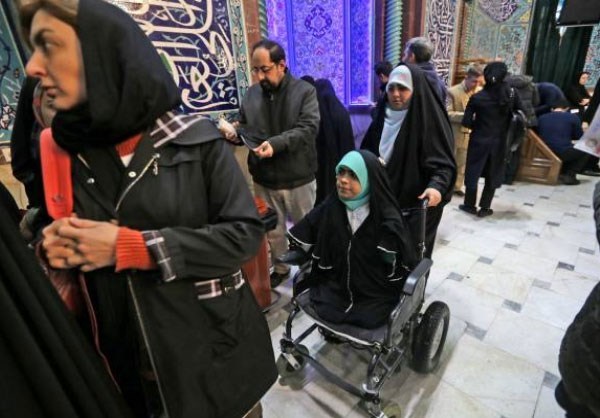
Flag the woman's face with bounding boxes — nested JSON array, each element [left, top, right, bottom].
[[387, 84, 412, 110], [336, 167, 362, 200], [579, 73, 589, 85], [25, 9, 87, 110]]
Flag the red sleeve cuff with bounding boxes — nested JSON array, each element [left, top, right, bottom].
[[115, 227, 157, 272]]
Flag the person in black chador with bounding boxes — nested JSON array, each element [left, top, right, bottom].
[[313, 78, 355, 205], [459, 62, 523, 218], [289, 150, 417, 328], [20, 0, 276, 417], [361, 64, 456, 259], [554, 181, 600, 418], [0, 197, 132, 418], [0, 182, 20, 226], [566, 71, 592, 118]]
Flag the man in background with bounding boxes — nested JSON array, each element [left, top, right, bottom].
[[222, 39, 320, 287], [402, 37, 447, 104], [447, 64, 484, 195]]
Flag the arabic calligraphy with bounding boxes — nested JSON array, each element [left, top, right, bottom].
[[110, 0, 248, 114], [426, 0, 457, 84]]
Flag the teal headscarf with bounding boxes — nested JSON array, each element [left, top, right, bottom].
[[336, 151, 370, 211]]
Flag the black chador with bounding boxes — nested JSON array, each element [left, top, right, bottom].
[[289, 150, 417, 328]]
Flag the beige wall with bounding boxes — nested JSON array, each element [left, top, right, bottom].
[[0, 161, 28, 209]]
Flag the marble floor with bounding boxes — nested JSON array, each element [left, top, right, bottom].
[[263, 176, 600, 418]]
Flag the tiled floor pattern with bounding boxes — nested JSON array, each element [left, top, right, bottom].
[[263, 177, 600, 418]]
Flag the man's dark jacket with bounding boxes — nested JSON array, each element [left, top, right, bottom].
[[240, 72, 320, 189]]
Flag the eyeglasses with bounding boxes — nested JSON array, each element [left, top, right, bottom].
[[251, 64, 276, 75]]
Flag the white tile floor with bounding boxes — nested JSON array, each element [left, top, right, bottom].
[[263, 176, 600, 418]]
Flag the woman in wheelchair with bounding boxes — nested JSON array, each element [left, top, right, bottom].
[[288, 150, 418, 329]]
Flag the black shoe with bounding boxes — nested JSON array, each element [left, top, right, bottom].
[[270, 271, 290, 288], [477, 208, 494, 218], [459, 204, 477, 215], [559, 174, 580, 185], [453, 190, 465, 197], [581, 169, 600, 177]]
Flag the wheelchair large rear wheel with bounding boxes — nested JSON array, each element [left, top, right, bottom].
[[412, 301, 450, 373]]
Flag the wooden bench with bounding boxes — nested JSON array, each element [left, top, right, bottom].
[[515, 129, 562, 185]]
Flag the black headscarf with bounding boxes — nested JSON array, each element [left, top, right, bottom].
[[483, 61, 511, 107], [309, 150, 418, 270], [361, 64, 455, 208], [313, 78, 355, 204], [51, 0, 181, 153]]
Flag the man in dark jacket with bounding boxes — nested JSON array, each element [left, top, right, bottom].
[[223, 39, 320, 287], [555, 181, 600, 418], [402, 37, 447, 105], [537, 99, 590, 185], [535, 82, 567, 117]]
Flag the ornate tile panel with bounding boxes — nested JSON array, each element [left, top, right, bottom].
[[0, 0, 25, 144], [425, 0, 459, 84], [349, 0, 373, 104], [584, 25, 600, 88], [463, 0, 533, 74], [289, 1, 346, 102], [111, 0, 249, 115]]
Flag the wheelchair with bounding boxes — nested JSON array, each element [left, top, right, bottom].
[[276, 199, 450, 418]]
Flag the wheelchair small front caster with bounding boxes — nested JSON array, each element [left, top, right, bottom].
[[276, 344, 309, 377]]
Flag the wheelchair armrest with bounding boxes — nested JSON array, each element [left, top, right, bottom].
[[277, 249, 310, 266], [402, 258, 433, 296]]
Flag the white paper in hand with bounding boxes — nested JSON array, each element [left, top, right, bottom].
[[218, 118, 238, 140], [575, 110, 600, 157]]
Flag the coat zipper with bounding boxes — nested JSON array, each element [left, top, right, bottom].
[[344, 240, 354, 313], [113, 152, 169, 416], [115, 153, 160, 212], [127, 276, 170, 418]]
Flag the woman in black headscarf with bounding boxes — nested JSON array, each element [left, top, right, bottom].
[[289, 150, 417, 328], [460, 61, 523, 217], [314, 78, 355, 205], [566, 71, 592, 118], [361, 64, 455, 259], [19, 0, 276, 417]]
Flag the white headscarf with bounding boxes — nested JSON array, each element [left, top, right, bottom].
[[380, 66, 413, 163]]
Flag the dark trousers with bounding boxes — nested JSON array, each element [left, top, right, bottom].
[[559, 148, 590, 175], [404, 204, 444, 260], [465, 179, 496, 210], [584, 156, 600, 171], [504, 147, 521, 184], [555, 381, 597, 418]]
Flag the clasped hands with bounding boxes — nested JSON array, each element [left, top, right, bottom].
[[42, 216, 119, 272]]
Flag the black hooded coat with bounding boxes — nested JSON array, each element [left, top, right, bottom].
[[289, 151, 418, 328], [37, 0, 276, 417], [361, 64, 455, 257], [557, 181, 600, 416], [314, 79, 355, 205], [0, 200, 132, 418], [462, 62, 523, 190]]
